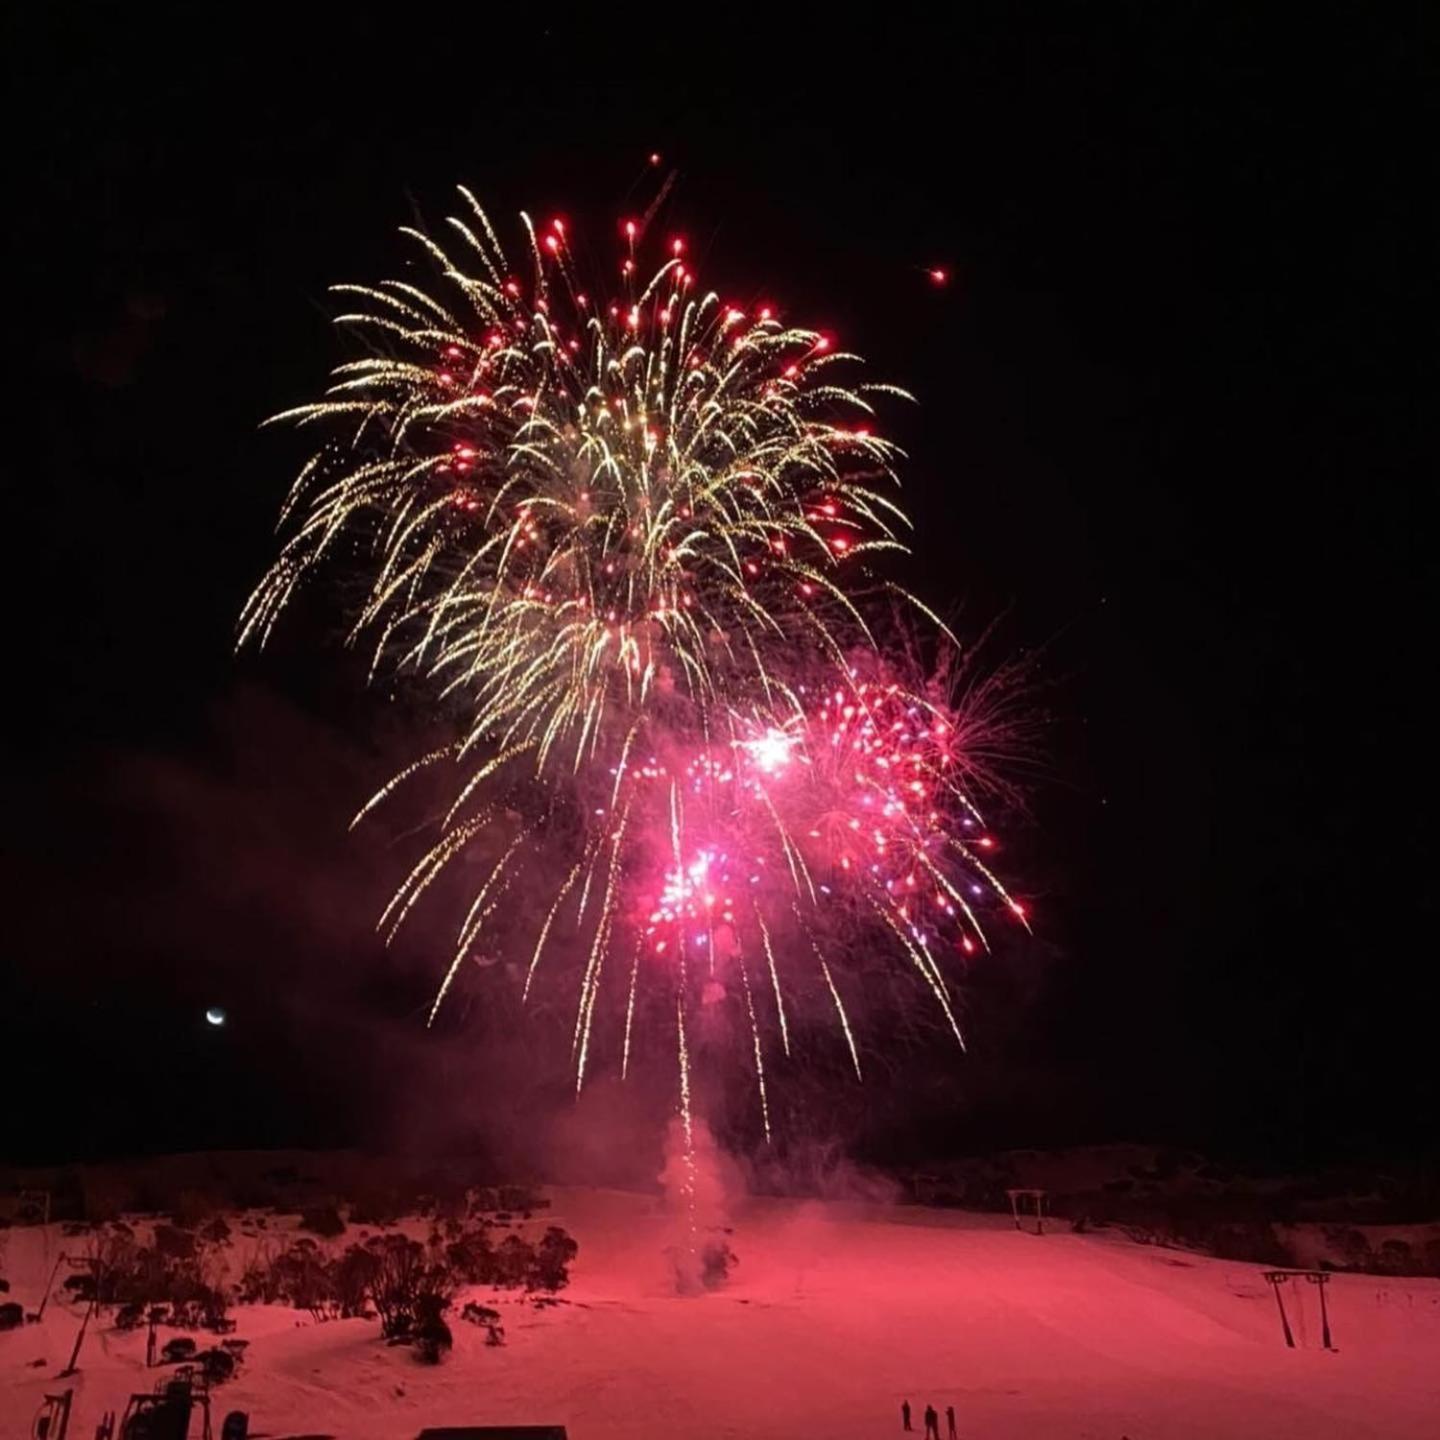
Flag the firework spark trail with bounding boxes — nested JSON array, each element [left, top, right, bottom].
[[755, 909, 791, 1057], [621, 934, 643, 1080], [524, 859, 583, 1001], [674, 984, 703, 1273], [434, 827, 530, 1023], [574, 800, 632, 1091], [244, 194, 1031, 1134], [739, 956, 772, 1142], [812, 936, 862, 1081]]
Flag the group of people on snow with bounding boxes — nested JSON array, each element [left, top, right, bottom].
[[900, 1398, 957, 1438]]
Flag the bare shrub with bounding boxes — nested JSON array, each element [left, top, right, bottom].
[[369, 1235, 451, 1340], [334, 1244, 379, 1318]]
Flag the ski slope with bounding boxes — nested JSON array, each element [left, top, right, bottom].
[[3, 1186, 1437, 1438]]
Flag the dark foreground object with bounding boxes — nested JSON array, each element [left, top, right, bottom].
[[416, 1430, 567, 1439]]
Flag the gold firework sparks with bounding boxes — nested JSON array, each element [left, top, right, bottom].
[[243, 192, 1030, 1134]]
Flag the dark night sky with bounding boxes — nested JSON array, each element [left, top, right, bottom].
[[5, 9, 1429, 1170]]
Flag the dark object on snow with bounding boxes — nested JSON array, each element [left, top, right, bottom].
[[413, 1293, 453, 1364], [0, 1301, 23, 1329], [30, 1389, 72, 1438], [198, 1346, 237, 1383], [460, 1301, 505, 1346], [1006, 1187, 1047, 1235], [160, 1336, 197, 1364], [700, 1235, 736, 1289], [1263, 1269, 1335, 1350], [113, 1379, 203, 1440], [60, 1288, 101, 1377]]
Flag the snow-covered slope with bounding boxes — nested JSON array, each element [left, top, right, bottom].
[[3, 1187, 1437, 1438]]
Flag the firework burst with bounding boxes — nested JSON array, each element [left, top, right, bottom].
[[243, 191, 1028, 1136], [240, 192, 931, 769]]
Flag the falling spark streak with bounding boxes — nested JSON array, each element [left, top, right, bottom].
[[524, 860, 583, 1001], [739, 957, 772, 1142], [349, 746, 456, 830], [431, 829, 529, 1024], [378, 814, 489, 943], [755, 909, 791, 1057], [621, 935, 642, 1080], [813, 939, 862, 1081], [574, 803, 631, 1091], [873, 898, 966, 1050]]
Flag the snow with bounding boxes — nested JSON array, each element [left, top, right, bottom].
[[3, 1186, 1438, 1438]]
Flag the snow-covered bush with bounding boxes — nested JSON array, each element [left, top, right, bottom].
[[444, 1227, 497, 1284], [531, 1226, 579, 1292], [68, 1224, 228, 1329], [492, 1234, 534, 1288], [266, 1238, 332, 1316], [368, 1234, 456, 1342]]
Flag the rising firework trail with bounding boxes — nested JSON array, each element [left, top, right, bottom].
[[242, 188, 1029, 1140]]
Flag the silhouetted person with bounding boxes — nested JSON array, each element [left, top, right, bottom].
[[901, 1399, 912, 1430], [924, 1403, 940, 1439], [946, 1404, 957, 1438]]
